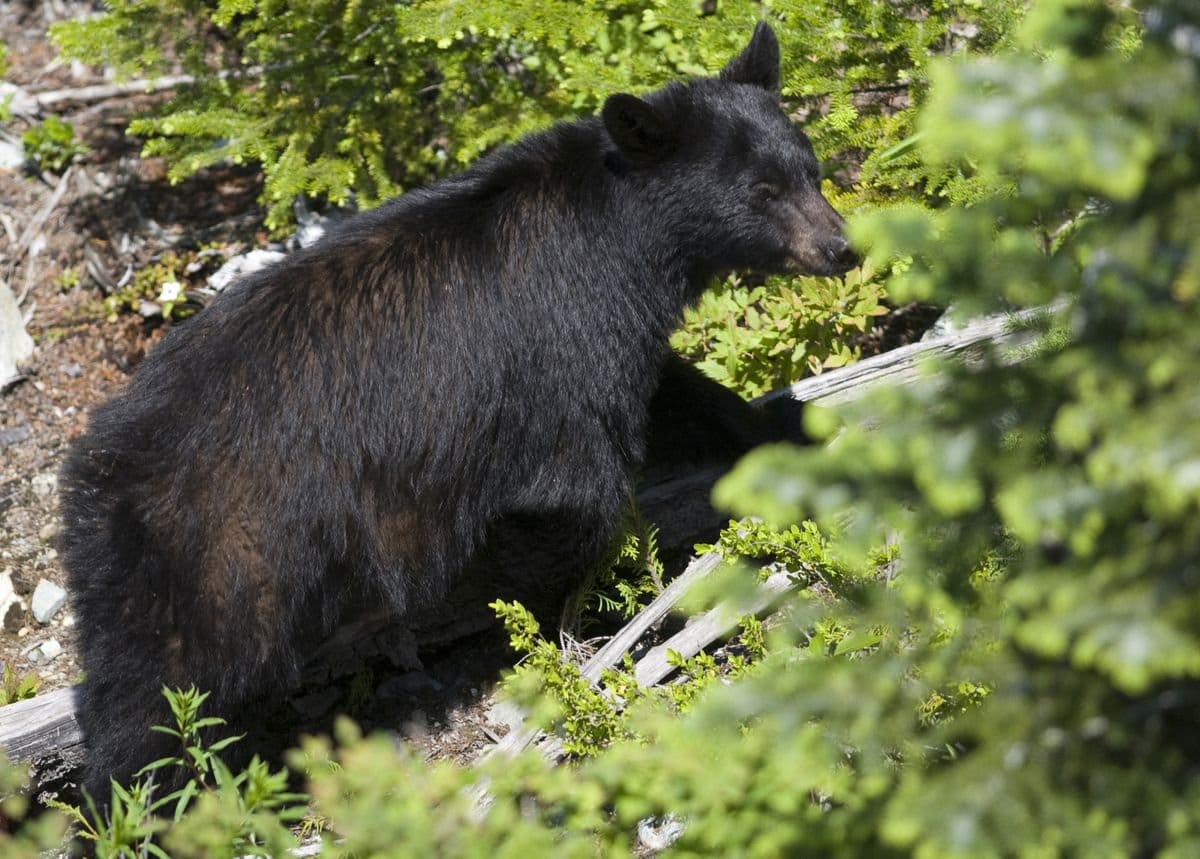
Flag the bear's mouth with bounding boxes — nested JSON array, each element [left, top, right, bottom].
[[783, 241, 858, 278], [783, 253, 849, 278]]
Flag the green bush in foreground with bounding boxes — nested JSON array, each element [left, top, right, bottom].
[[716, 0, 1200, 854]]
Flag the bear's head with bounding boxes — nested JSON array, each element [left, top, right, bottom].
[[602, 22, 858, 282]]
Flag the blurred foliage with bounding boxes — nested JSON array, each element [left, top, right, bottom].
[[52, 0, 1024, 391], [715, 0, 1200, 853], [0, 757, 66, 856], [20, 115, 88, 173]]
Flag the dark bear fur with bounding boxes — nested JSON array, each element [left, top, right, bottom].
[[60, 23, 855, 799]]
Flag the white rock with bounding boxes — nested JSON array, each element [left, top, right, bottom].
[[0, 570, 23, 633], [1, 281, 34, 385], [31, 579, 67, 624], [290, 198, 344, 249], [39, 638, 63, 661], [0, 139, 24, 171], [485, 698, 526, 732], [293, 217, 328, 249], [30, 472, 58, 498], [0, 83, 37, 118], [207, 250, 286, 293]]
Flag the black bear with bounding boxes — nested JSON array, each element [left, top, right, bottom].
[[60, 22, 855, 798]]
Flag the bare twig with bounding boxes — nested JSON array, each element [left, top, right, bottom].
[[7, 166, 75, 295]]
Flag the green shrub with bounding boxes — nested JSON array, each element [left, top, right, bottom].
[[52, 0, 1024, 385], [21, 115, 88, 173], [47, 686, 305, 859], [573, 504, 665, 625], [672, 262, 889, 397], [52, 1, 1024, 227]]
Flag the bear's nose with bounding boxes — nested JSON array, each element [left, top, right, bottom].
[[825, 236, 858, 273]]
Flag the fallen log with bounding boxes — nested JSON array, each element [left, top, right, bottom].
[[0, 307, 1045, 785], [1, 69, 265, 118]]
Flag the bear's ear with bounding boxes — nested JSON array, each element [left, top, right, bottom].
[[602, 93, 675, 164], [719, 22, 780, 93]]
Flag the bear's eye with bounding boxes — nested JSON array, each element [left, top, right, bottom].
[[752, 181, 782, 201]]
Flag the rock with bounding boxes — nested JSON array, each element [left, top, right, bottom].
[[0, 570, 23, 633], [39, 638, 63, 662], [10, 569, 33, 596], [2, 601, 24, 633], [31, 579, 67, 624], [62, 362, 83, 378], [484, 698, 526, 733], [0, 83, 37, 118], [208, 250, 286, 293], [20, 639, 45, 663], [39, 522, 60, 543], [1, 281, 35, 387], [0, 424, 31, 448], [0, 139, 24, 171], [290, 198, 350, 250], [30, 472, 57, 497]]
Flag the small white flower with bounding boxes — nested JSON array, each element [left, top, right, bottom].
[[158, 279, 182, 303]]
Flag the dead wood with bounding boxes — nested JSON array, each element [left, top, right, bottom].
[[4, 69, 263, 118]]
